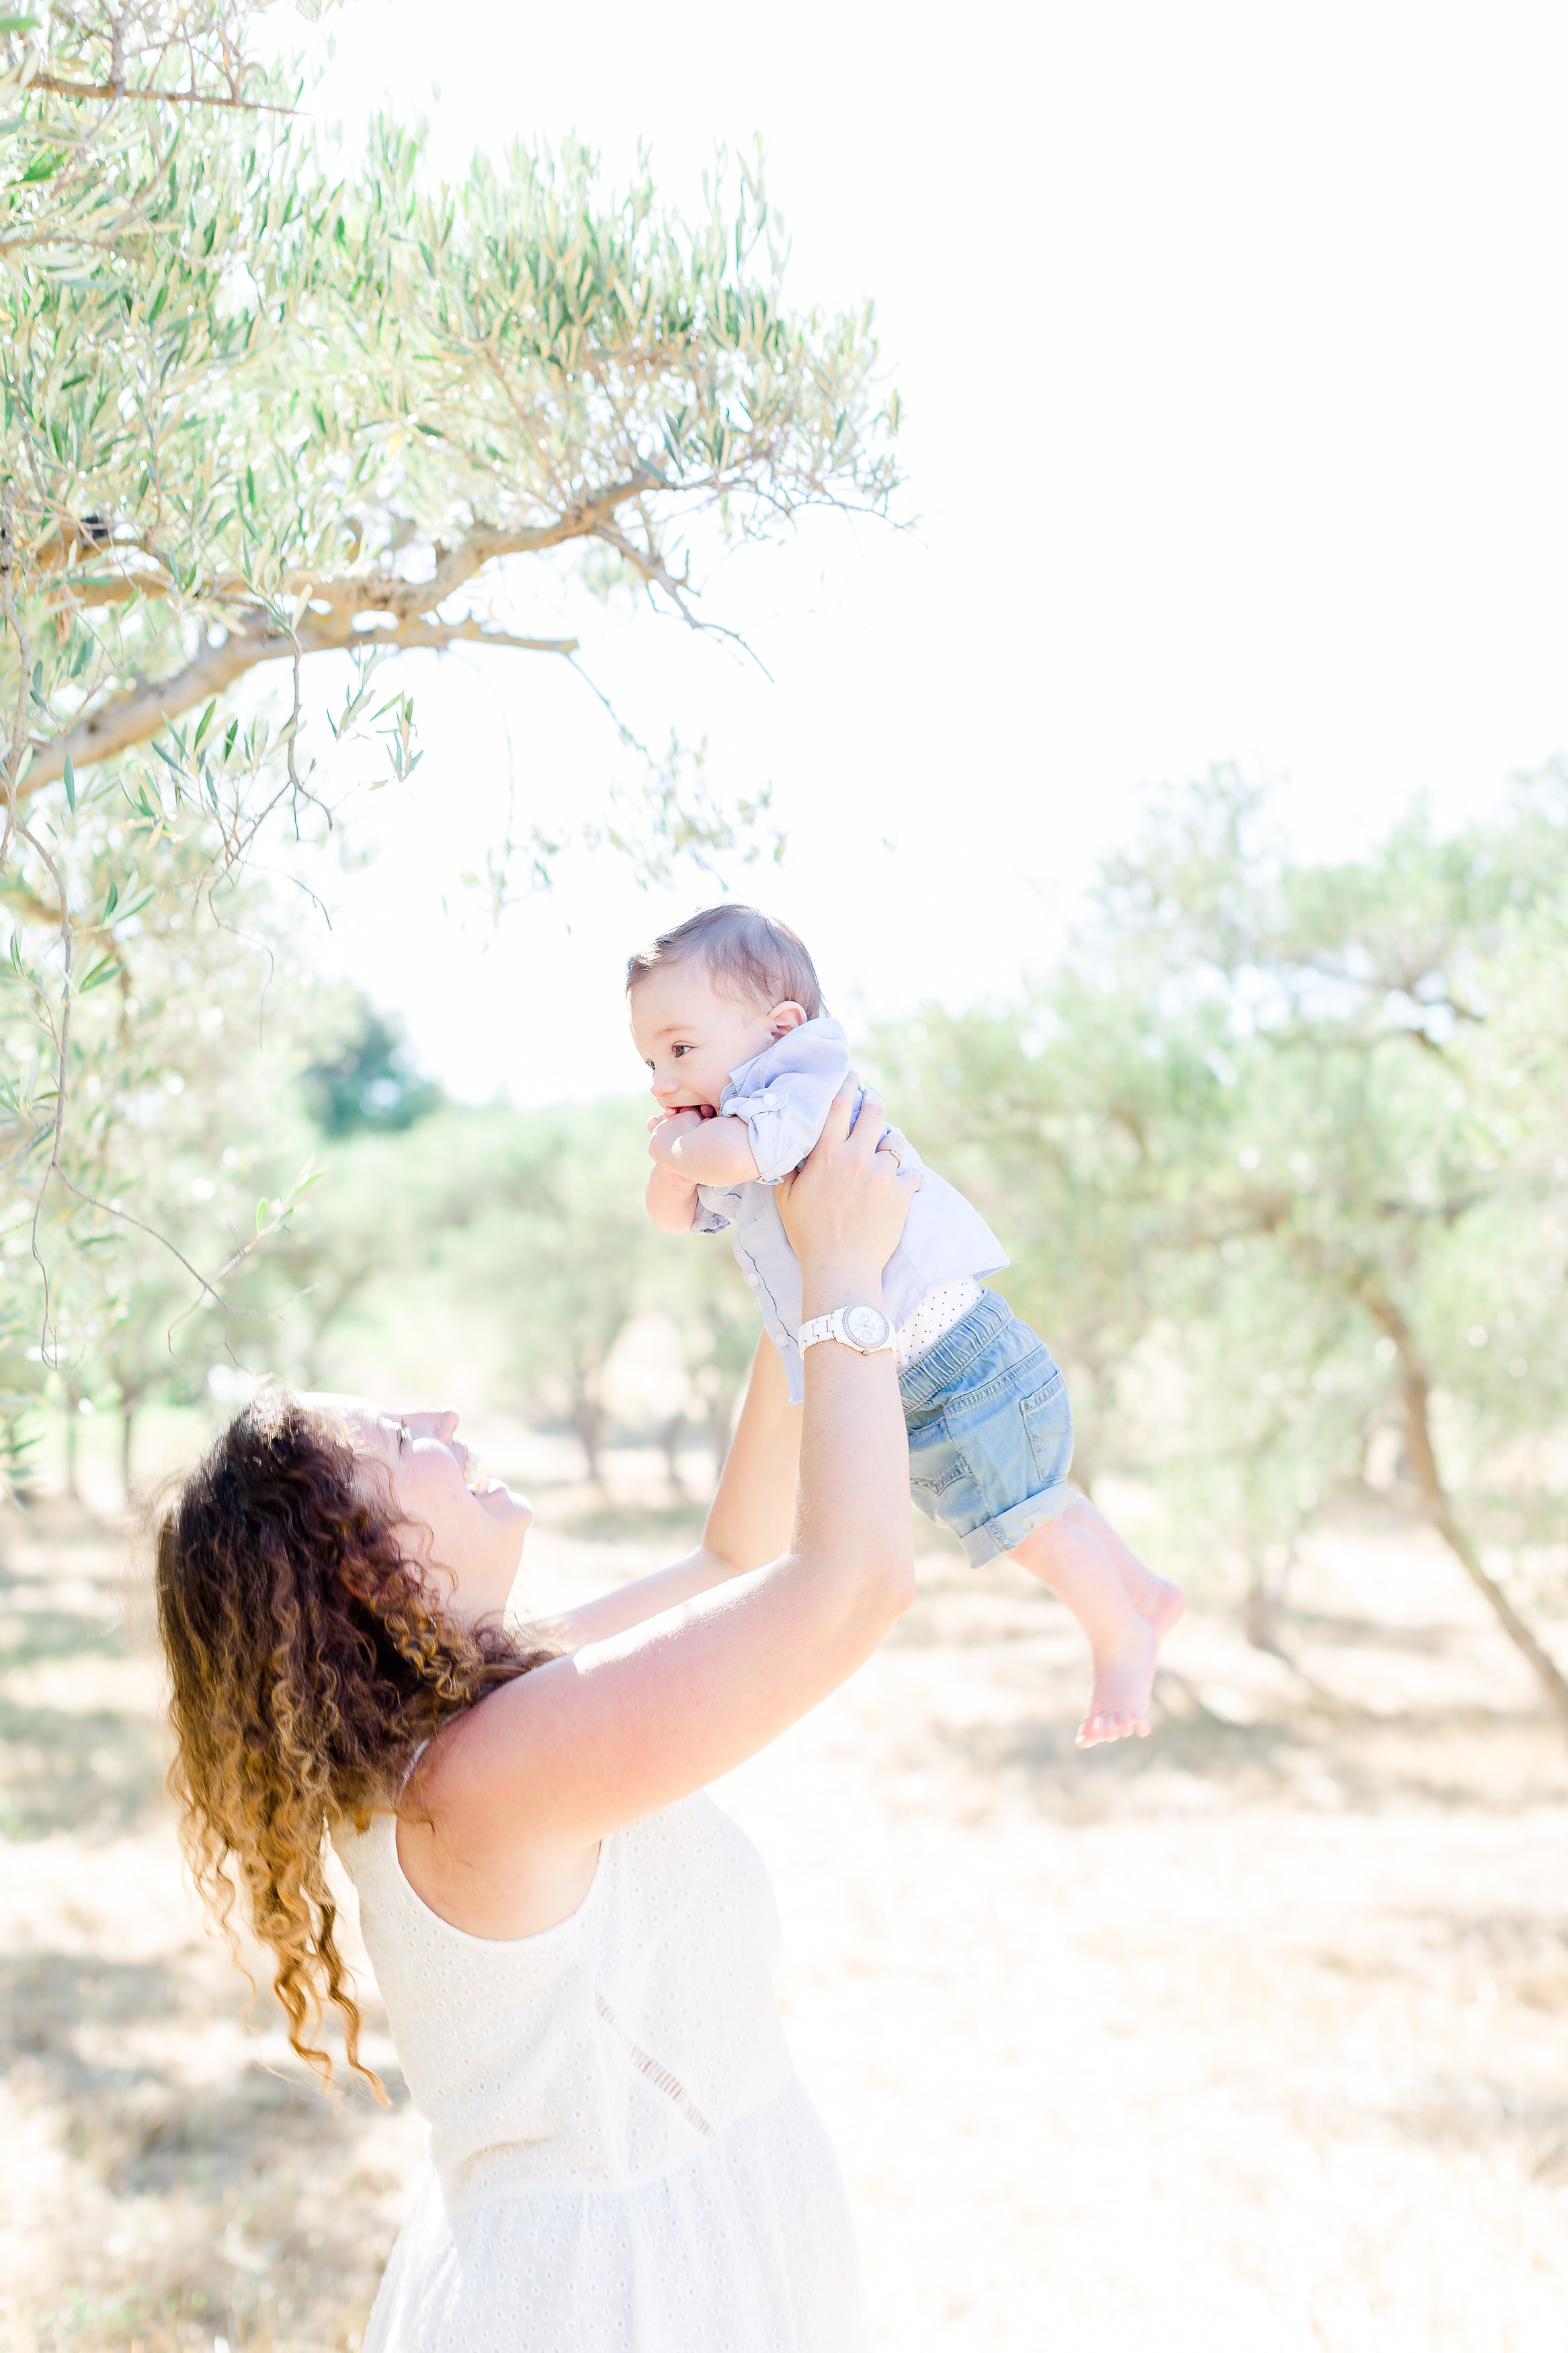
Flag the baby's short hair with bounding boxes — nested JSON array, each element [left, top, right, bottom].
[[626, 904, 825, 1019]]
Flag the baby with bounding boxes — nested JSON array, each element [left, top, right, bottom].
[[628, 904, 1184, 1746]]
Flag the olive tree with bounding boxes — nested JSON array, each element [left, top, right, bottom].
[[0, 820, 337, 1488], [883, 770, 1568, 1731], [1, 0, 901, 1376]]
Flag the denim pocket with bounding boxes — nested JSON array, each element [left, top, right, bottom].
[[1019, 1368, 1073, 1490], [912, 1455, 973, 1505], [906, 1417, 981, 1531]]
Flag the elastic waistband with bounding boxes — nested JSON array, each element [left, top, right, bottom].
[[897, 1287, 1013, 1408]]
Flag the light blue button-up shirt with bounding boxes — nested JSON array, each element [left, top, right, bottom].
[[692, 1016, 1008, 1402]]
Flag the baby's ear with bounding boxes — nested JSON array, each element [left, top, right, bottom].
[[768, 1000, 809, 1038]]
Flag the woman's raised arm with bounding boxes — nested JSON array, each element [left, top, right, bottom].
[[407, 1084, 919, 1936]]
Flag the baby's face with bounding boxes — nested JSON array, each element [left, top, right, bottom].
[[630, 961, 784, 1115]]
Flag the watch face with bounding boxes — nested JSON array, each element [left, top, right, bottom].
[[843, 1304, 891, 1351]]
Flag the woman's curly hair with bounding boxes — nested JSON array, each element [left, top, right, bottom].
[[155, 1389, 555, 2094]]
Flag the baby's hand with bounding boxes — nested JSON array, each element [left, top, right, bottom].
[[648, 1107, 706, 1168], [647, 1107, 717, 1133]]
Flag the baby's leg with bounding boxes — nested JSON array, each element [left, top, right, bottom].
[[1061, 1492, 1186, 1642], [1009, 1508, 1181, 1747]]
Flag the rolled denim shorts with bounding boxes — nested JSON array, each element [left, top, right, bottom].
[[899, 1289, 1075, 1566]]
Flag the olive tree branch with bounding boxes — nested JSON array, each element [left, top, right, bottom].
[[50, 1162, 290, 1359], [0, 480, 33, 871], [22, 69, 284, 108], [13, 480, 665, 801]]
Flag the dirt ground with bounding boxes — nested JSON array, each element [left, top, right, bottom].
[[2, 1431, 1567, 2353]]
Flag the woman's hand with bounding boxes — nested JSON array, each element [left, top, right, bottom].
[[775, 1079, 921, 1309]]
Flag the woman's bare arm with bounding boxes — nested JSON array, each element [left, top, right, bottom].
[[546, 1335, 801, 1650], [407, 1084, 918, 1935]]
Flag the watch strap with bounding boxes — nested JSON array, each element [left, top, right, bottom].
[[799, 1304, 896, 1356]]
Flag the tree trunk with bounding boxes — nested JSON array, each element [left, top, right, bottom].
[[64, 1405, 80, 1503], [1368, 1293, 1568, 1737], [658, 1411, 688, 1499], [1242, 1543, 1295, 1659], [571, 1391, 604, 1486]]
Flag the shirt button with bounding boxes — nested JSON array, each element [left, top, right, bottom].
[[745, 1271, 759, 1286]]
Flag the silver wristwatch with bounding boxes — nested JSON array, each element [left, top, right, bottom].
[[798, 1302, 896, 1357]]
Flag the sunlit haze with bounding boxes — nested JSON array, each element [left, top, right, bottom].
[[269, 1, 1568, 1105]]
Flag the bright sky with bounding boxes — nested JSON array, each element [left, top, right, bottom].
[[270, 1, 1568, 1105]]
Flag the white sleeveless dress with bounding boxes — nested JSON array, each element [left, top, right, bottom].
[[334, 1789, 870, 2352]]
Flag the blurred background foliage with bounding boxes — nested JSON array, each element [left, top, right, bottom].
[[874, 765, 1568, 1726], [6, 764, 1566, 1732]]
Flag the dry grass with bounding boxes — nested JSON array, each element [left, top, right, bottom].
[[1, 1444, 1566, 2352]]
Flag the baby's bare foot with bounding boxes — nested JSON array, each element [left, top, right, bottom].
[[1136, 1573, 1186, 1642], [1075, 1620, 1159, 1747], [1077, 1574, 1185, 1745]]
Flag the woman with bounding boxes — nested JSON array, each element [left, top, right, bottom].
[[157, 1083, 919, 2352]]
